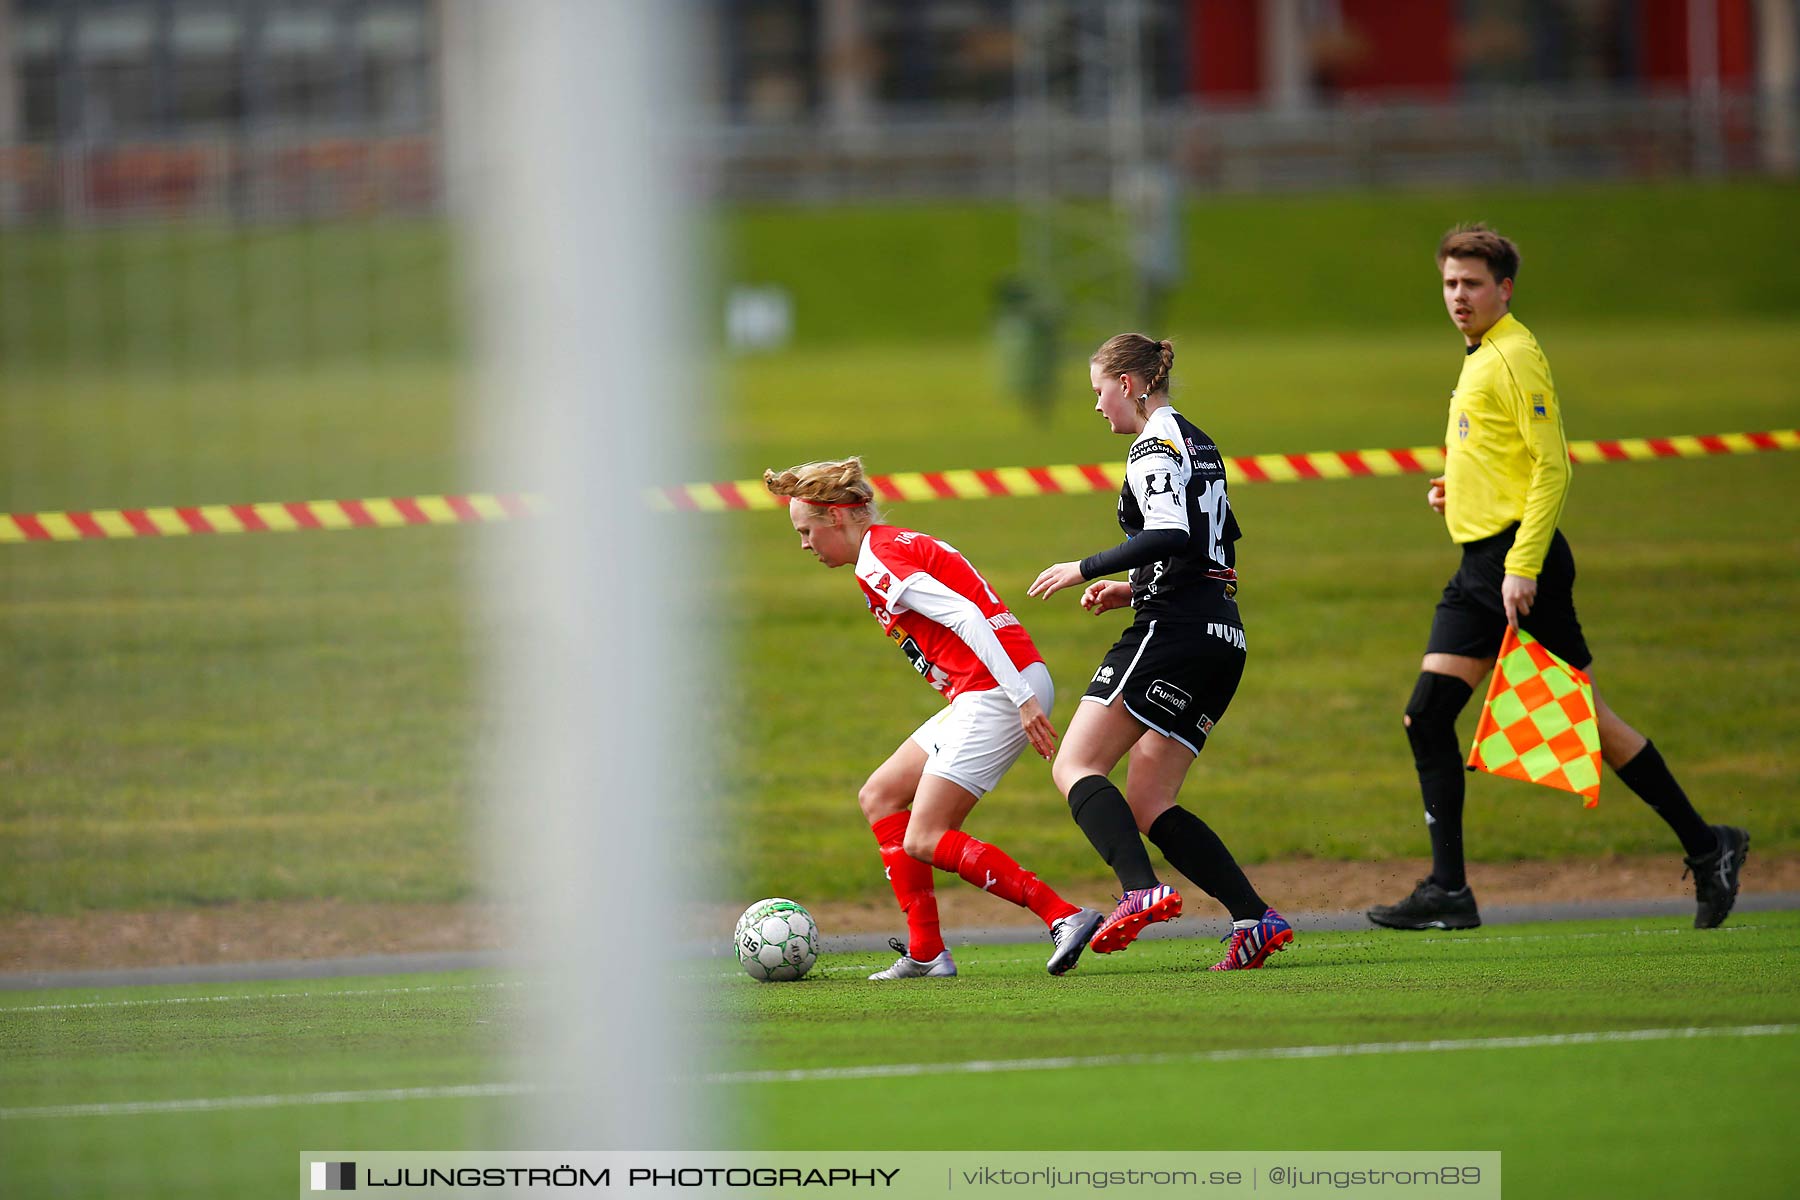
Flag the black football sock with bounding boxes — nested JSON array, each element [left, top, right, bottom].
[[1423, 778, 1468, 893], [1067, 774, 1159, 891], [1614, 741, 1715, 858], [1406, 673, 1475, 893], [1146, 806, 1266, 922]]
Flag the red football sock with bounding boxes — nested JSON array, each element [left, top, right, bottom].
[[870, 812, 944, 961], [931, 829, 1079, 927]]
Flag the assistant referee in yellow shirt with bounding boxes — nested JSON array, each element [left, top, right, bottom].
[[1367, 223, 1749, 932]]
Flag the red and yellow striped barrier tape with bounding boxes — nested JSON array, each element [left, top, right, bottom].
[[649, 429, 1800, 512], [0, 493, 544, 545], [4, 430, 1794, 544]]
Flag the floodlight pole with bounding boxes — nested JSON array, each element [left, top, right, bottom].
[[1013, 0, 1159, 412]]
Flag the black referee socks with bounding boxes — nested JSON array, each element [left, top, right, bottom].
[[1615, 740, 1716, 858], [1147, 806, 1267, 923], [1404, 671, 1475, 892], [1067, 774, 1160, 891]]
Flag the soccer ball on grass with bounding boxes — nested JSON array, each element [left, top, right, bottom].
[[734, 898, 819, 982]]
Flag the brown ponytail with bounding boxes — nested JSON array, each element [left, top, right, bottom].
[[1092, 333, 1175, 417]]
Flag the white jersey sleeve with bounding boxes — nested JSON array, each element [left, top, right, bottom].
[[889, 573, 1034, 707], [1125, 410, 1191, 534]]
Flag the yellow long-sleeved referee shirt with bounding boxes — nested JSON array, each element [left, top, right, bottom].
[[1443, 311, 1571, 578]]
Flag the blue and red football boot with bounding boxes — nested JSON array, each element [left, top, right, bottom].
[[1089, 884, 1182, 954], [1209, 908, 1294, 971]]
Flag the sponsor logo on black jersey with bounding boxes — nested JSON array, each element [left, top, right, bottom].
[[1142, 471, 1175, 498], [1146, 678, 1191, 715], [1197, 713, 1215, 736], [1132, 560, 1167, 598], [1206, 622, 1246, 649], [1128, 437, 1181, 464]]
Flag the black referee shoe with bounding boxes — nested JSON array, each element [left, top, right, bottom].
[[1367, 879, 1481, 931], [1684, 825, 1750, 929]]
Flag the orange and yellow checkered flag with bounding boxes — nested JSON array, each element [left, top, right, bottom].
[[1466, 628, 1603, 807]]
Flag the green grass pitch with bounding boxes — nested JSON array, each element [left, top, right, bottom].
[[3, 914, 1797, 1197]]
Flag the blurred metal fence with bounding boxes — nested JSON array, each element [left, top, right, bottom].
[[0, 134, 435, 223], [2, 89, 1794, 224], [713, 89, 1798, 202]]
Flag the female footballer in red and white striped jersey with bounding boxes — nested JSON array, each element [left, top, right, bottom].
[[764, 457, 1104, 979]]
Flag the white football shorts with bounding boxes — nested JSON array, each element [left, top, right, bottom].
[[908, 660, 1055, 797]]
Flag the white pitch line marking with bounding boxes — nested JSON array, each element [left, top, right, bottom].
[[706, 1023, 1800, 1085], [0, 1082, 533, 1121], [0, 980, 525, 1015], [4, 1024, 1791, 1118]]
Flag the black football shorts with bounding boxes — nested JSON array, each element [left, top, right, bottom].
[[1426, 524, 1592, 670], [1081, 617, 1247, 755]]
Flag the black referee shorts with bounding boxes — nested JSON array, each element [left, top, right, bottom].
[[1081, 617, 1246, 755], [1426, 524, 1592, 670]]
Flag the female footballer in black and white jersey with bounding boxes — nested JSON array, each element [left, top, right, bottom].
[[1028, 333, 1293, 971]]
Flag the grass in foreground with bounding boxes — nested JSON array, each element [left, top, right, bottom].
[[1, 914, 1797, 1197]]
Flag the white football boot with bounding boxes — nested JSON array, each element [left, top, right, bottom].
[[867, 938, 957, 980], [1045, 907, 1104, 975]]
